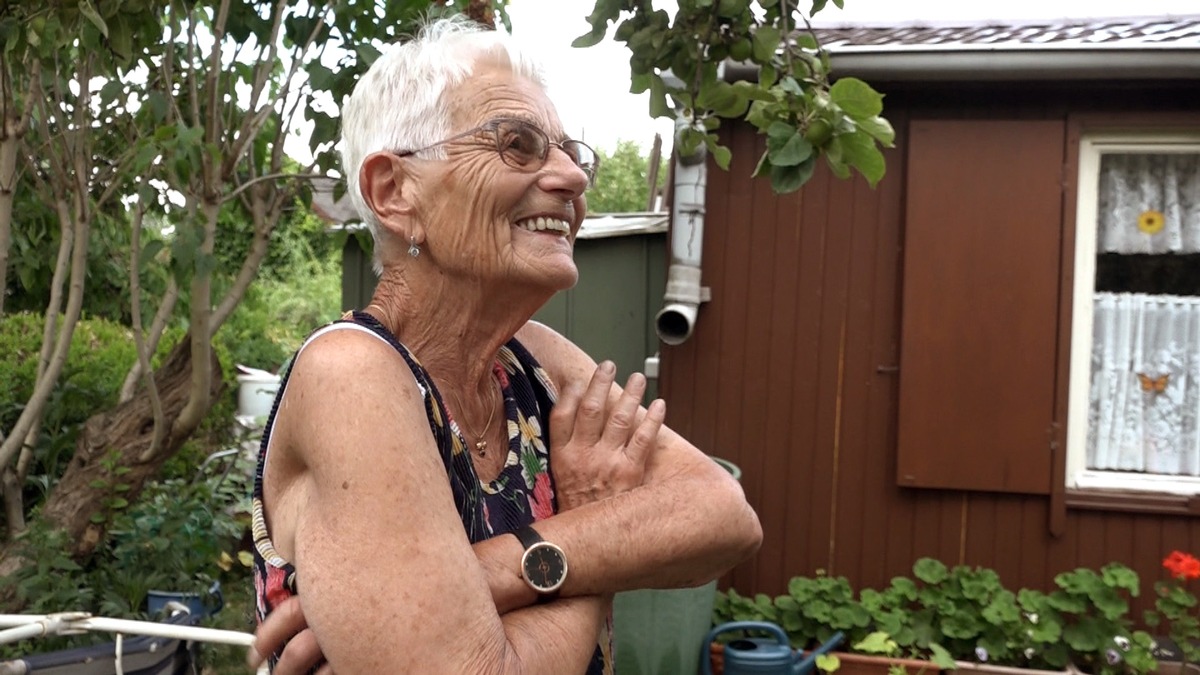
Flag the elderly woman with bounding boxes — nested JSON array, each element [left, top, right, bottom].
[[249, 17, 761, 675]]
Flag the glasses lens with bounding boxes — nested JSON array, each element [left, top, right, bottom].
[[565, 141, 597, 184], [495, 120, 546, 170]]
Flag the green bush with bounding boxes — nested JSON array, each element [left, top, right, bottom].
[[0, 312, 137, 429], [1, 457, 255, 659], [215, 253, 341, 373]]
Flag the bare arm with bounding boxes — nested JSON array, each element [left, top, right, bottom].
[[508, 321, 763, 595], [253, 327, 758, 672], [261, 330, 616, 673]]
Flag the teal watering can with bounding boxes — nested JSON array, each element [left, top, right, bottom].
[[701, 622, 845, 675]]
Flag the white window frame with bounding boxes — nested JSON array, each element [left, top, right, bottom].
[[1065, 132, 1200, 496]]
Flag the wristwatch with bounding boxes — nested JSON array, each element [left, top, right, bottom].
[[512, 525, 567, 601]]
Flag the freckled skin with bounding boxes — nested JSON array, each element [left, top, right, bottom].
[[404, 61, 589, 298]]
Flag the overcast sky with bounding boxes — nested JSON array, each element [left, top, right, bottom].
[[506, 0, 1200, 153]]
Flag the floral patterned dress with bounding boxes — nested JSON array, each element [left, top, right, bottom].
[[251, 312, 612, 674]]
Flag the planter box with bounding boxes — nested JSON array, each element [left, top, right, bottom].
[[1154, 665, 1200, 675], [954, 661, 1070, 675], [707, 644, 944, 675], [834, 652, 944, 675]]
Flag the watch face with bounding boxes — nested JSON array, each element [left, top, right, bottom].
[[521, 542, 567, 593]]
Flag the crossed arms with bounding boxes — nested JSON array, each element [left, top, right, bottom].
[[251, 321, 762, 674]]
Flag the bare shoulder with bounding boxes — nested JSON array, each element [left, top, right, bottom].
[[515, 320, 598, 387], [272, 325, 426, 467]]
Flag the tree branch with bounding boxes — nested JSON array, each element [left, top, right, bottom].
[[128, 202, 168, 461], [119, 277, 179, 403], [224, 171, 326, 203]]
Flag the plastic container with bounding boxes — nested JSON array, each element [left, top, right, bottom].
[[236, 369, 280, 419]]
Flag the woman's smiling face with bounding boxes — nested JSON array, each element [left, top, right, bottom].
[[406, 57, 591, 294]]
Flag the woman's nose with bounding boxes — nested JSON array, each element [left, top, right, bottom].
[[538, 146, 590, 198]]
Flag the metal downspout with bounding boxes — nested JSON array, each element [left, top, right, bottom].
[[654, 117, 711, 346]]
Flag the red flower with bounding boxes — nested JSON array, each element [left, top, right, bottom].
[[531, 472, 554, 521], [1163, 551, 1200, 580]]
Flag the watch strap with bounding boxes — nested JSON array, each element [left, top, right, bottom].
[[513, 524, 544, 551]]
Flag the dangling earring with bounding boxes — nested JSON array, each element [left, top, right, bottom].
[[408, 235, 420, 258]]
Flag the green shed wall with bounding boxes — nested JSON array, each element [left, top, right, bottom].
[[340, 232, 667, 389]]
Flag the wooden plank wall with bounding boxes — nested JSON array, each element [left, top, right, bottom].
[[658, 87, 1200, 607]]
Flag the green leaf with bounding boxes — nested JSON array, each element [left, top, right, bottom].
[[929, 643, 956, 670], [697, 81, 737, 115], [146, 90, 168, 122], [829, 77, 884, 118], [856, 116, 894, 146], [852, 631, 898, 657], [770, 133, 813, 167], [752, 25, 782, 62], [630, 73, 651, 94], [80, 0, 109, 37], [138, 240, 164, 268], [795, 32, 820, 50], [90, 512, 107, 524], [769, 157, 816, 194], [648, 75, 672, 118], [571, 28, 607, 48], [914, 558, 948, 584], [717, 0, 749, 19], [307, 62, 335, 91], [355, 43, 382, 67], [710, 142, 732, 170], [780, 77, 805, 97], [1102, 563, 1140, 594], [816, 654, 840, 673], [731, 80, 775, 102], [766, 121, 795, 143], [811, 0, 830, 14]]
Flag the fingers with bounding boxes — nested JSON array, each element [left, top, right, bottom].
[[599, 372, 647, 449], [573, 361, 617, 443], [549, 381, 583, 451], [247, 596, 307, 671], [625, 398, 665, 466], [271, 628, 327, 675]]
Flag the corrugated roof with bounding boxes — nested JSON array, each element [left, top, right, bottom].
[[812, 15, 1200, 52], [577, 212, 668, 240], [718, 14, 1200, 81]]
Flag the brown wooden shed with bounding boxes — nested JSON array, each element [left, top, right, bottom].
[[657, 15, 1200, 603]]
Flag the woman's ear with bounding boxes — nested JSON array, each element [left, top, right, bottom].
[[359, 152, 417, 231]]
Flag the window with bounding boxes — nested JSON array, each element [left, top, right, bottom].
[[1065, 134, 1200, 495]]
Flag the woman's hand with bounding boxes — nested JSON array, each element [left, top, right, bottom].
[[548, 361, 665, 511], [247, 597, 332, 675]]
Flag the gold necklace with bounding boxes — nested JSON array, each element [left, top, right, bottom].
[[451, 378, 500, 457]]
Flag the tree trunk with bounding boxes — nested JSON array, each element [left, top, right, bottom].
[[7, 335, 223, 566]]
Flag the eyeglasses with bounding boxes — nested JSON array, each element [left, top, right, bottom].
[[393, 118, 598, 188]]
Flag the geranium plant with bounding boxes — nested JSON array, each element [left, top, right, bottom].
[[1145, 551, 1200, 666]]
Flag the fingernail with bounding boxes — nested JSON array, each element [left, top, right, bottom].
[[602, 361, 616, 374]]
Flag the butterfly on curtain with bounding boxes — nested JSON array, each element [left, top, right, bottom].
[[1136, 372, 1169, 393]]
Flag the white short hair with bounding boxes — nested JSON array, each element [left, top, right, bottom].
[[340, 16, 547, 265]]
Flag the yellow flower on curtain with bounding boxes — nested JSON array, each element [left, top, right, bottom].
[[1138, 209, 1165, 234]]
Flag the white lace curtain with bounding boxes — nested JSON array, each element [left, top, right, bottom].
[[1087, 292, 1200, 475], [1098, 153, 1200, 254]]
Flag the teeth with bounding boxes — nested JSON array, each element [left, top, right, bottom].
[[516, 219, 571, 235], [516, 217, 569, 234]]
